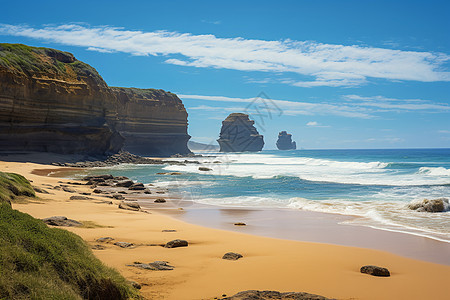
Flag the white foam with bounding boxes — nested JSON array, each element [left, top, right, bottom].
[[163, 153, 450, 186]]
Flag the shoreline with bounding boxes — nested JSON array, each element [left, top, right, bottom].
[[2, 157, 450, 299]]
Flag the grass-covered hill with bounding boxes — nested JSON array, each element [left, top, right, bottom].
[[0, 172, 139, 299]]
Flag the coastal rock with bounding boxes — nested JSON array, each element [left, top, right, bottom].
[[276, 131, 296, 150], [62, 187, 77, 193], [96, 237, 115, 243], [114, 242, 134, 248], [128, 281, 141, 289], [127, 261, 174, 271], [0, 43, 191, 156], [154, 198, 166, 203], [234, 222, 246, 226], [115, 180, 134, 187], [118, 201, 141, 211], [128, 183, 146, 190], [42, 216, 82, 227], [407, 198, 449, 212], [222, 252, 243, 260], [224, 290, 332, 299], [164, 239, 188, 248], [32, 186, 49, 194], [69, 196, 92, 200], [360, 265, 390, 277], [199, 167, 212, 171], [112, 194, 125, 200], [217, 113, 264, 152]]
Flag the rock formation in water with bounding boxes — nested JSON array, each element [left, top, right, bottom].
[[217, 113, 264, 152], [276, 131, 296, 150], [0, 43, 190, 156]]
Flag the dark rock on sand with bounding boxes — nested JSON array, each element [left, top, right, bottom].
[[128, 183, 146, 190], [223, 290, 332, 300], [69, 195, 92, 200], [407, 198, 449, 212], [114, 242, 134, 248], [128, 281, 141, 289], [118, 201, 141, 211], [276, 131, 296, 150], [32, 186, 49, 194], [112, 194, 125, 200], [96, 237, 115, 243], [62, 187, 77, 193], [222, 252, 243, 260], [116, 180, 134, 187], [234, 222, 246, 226], [164, 239, 188, 248], [199, 167, 212, 171], [156, 191, 166, 194], [144, 190, 152, 194], [42, 216, 82, 227], [127, 261, 174, 271], [154, 198, 166, 203], [93, 189, 103, 194], [217, 113, 264, 152], [360, 265, 390, 277], [91, 244, 106, 250], [162, 229, 177, 232], [80, 192, 91, 195]]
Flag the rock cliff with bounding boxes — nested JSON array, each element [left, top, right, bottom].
[[276, 131, 296, 150], [0, 43, 190, 156], [217, 113, 264, 152]]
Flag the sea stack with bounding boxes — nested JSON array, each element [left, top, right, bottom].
[[276, 131, 296, 150], [217, 113, 264, 152]]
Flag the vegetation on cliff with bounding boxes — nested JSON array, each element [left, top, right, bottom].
[[0, 43, 105, 85], [0, 172, 138, 299]]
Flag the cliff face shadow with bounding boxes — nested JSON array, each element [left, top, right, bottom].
[[0, 152, 104, 165]]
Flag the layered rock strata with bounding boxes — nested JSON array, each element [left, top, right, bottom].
[[217, 113, 264, 152], [0, 43, 190, 156], [276, 131, 296, 150]]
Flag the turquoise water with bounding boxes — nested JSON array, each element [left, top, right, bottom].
[[83, 149, 450, 242]]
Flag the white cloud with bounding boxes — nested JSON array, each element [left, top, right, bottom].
[[1, 23, 449, 87], [306, 121, 330, 127], [343, 95, 450, 111]]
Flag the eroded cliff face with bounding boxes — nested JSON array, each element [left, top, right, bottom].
[[217, 113, 264, 152], [0, 43, 190, 156]]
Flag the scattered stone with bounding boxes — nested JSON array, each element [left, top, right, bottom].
[[112, 194, 125, 200], [42, 216, 82, 227], [83, 174, 114, 181], [162, 230, 177, 232], [128, 281, 141, 289], [118, 191, 128, 194], [127, 261, 174, 271], [144, 190, 152, 194], [116, 180, 134, 187], [91, 244, 106, 250], [96, 237, 115, 243], [223, 290, 332, 300], [69, 196, 92, 200], [199, 167, 212, 171], [222, 252, 243, 260], [53, 186, 62, 190], [170, 172, 182, 175], [407, 198, 449, 212], [93, 189, 103, 194], [156, 191, 165, 194], [360, 265, 390, 277], [128, 183, 146, 190], [114, 241, 134, 248], [32, 186, 49, 194], [98, 182, 114, 187], [156, 172, 168, 175], [80, 192, 91, 195], [118, 201, 141, 211], [164, 239, 188, 248], [234, 222, 246, 226], [154, 198, 166, 203]]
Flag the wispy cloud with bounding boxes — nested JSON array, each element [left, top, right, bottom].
[[1, 23, 449, 87], [180, 93, 450, 119], [306, 121, 330, 127]]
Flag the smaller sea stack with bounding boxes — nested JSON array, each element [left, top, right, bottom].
[[217, 113, 264, 152], [276, 131, 296, 150]]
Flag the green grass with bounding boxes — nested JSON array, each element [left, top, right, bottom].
[[0, 173, 139, 299], [0, 43, 106, 85], [0, 172, 35, 205]]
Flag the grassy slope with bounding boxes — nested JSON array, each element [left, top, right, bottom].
[[0, 172, 138, 299]]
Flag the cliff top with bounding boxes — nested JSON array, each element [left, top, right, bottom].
[[0, 43, 106, 86], [224, 113, 251, 121], [110, 86, 182, 105]]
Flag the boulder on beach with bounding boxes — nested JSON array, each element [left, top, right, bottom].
[[118, 201, 141, 211], [217, 113, 264, 152], [42, 216, 82, 227], [127, 261, 174, 271], [223, 290, 332, 299], [360, 265, 390, 277], [222, 252, 243, 260], [164, 239, 188, 248], [407, 198, 449, 212]]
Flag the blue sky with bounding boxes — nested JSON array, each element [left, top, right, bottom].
[[1, 0, 450, 149]]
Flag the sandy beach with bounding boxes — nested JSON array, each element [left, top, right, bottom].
[[2, 156, 450, 300]]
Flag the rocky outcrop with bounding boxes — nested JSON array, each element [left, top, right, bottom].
[[217, 113, 264, 152], [0, 43, 190, 156], [407, 198, 449, 212], [360, 265, 390, 277], [276, 131, 296, 150], [224, 290, 332, 300]]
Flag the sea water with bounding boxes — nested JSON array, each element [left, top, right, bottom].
[[84, 149, 450, 243]]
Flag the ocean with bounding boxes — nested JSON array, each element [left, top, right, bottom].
[[83, 148, 450, 243]]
